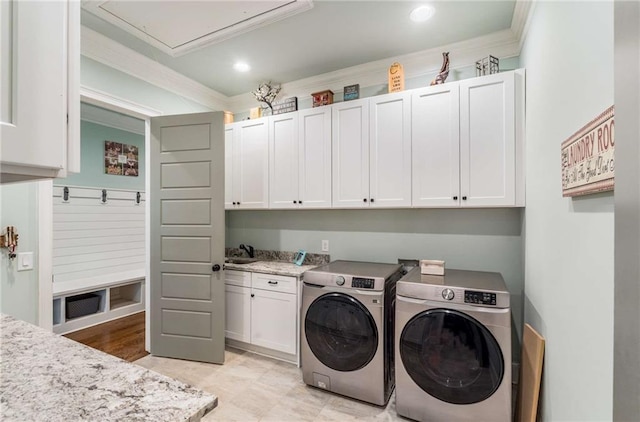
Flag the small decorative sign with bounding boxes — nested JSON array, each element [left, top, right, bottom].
[[105, 141, 138, 177], [273, 97, 298, 115], [311, 90, 334, 107], [388, 62, 405, 93], [343, 84, 360, 101], [561, 105, 614, 197]]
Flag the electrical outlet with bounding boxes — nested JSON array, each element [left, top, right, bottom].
[[321, 240, 329, 252]]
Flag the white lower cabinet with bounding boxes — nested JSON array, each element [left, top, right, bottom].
[[224, 270, 299, 362], [250, 287, 296, 354], [224, 284, 251, 343]]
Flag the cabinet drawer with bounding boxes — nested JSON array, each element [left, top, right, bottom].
[[225, 270, 251, 287], [251, 273, 297, 294]]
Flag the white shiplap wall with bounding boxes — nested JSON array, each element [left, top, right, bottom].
[[52, 185, 145, 295]]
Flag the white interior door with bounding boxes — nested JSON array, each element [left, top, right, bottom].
[[150, 112, 225, 364]]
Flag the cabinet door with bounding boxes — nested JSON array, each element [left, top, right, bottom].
[[369, 92, 412, 207], [237, 118, 269, 208], [332, 99, 370, 208], [298, 107, 332, 208], [224, 125, 235, 209], [412, 84, 461, 207], [269, 113, 299, 208], [225, 284, 251, 343], [250, 288, 296, 354], [460, 72, 515, 207], [1, 1, 79, 181]]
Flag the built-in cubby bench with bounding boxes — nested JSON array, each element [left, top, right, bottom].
[[52, 274, 145, 335], [52, 185, 146, 335]]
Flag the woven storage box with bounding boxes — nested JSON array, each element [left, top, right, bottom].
[[66, 293, 101, 319]]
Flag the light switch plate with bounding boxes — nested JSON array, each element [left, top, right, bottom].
[[17, 252, 34, 271]]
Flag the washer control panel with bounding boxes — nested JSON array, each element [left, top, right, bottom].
[[464, 290, 497, 306], [352, 277, 375, 289], [335, 276, 345, 286]]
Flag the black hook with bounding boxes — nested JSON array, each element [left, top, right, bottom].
[[101, 189, 107, 203], [136, 192, 141, 204], [63, 187, 69, 202]]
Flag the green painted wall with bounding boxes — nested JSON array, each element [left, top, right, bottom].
[[56, 121, 145, 190], [0, 182, 39, 325], [520, 2, 614, 420], [226, 208, 524, 360]]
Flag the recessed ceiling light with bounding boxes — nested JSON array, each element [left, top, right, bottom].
[[410, 5, 435, 23], [233, 62, 250, 72]]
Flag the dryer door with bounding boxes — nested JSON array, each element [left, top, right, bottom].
[[304, 292, 378, 372], [399, 308, 504, 404]]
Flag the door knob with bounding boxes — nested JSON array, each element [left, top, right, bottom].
[[212, 264, 221, 272]]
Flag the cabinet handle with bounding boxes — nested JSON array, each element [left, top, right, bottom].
[[363, 198, 367, 202], [237, 201, 241, 205], [251, 293, 255, 298], [232, 202, 236, 205], [293, 200, 297, 204], [212, 264, 221, 272], [268, 281, 278, 285], [370, 198, 374, 203], [462, 196, 467, 201], [453, 196, 458, 200], [299, 200, 302, 204]]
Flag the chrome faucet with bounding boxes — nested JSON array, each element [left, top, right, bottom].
[[239, 244, 255, 258]]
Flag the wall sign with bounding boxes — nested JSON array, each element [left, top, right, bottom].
[[561, 105, 614, 197], [388, 62, 405, 93]]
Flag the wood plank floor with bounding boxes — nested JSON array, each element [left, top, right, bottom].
[[64, 311, 148, 362]]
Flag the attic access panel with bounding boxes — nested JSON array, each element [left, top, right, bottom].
[[83, 0, 313, 57]]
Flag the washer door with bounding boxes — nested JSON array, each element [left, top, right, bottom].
[[305, 292, 378, 372], [400, 308, 504, 404]]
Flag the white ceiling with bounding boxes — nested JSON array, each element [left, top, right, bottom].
[[81, 0, 518, 98]]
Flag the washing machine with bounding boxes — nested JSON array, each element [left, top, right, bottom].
[[395, 267, 511, 421], [301, 260, 403, 406]]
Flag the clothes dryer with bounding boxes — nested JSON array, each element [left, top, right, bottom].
[[395, 267, 511, 421], [301, 260, 403, 406]]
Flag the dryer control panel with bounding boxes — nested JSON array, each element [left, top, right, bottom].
[[464, 290, 497, 306], [352, 277, 375, 289]]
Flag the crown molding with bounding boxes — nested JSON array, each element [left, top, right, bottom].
[[511, 0, 537, 50], [81, 102, 146, 135], [80, 85, 162, 119], [81, 26, 229, 111], [228, 28, 520, 113]]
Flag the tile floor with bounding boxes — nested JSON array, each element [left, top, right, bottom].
[[135, 347, 406, 421]]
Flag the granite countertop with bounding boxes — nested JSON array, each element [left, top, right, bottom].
[[224, 260, 317, 277], [0, 314, 217, 422], [224, 248, 330, 277]]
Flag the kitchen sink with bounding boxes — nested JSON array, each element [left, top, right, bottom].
[[225, 257, 259, 264]]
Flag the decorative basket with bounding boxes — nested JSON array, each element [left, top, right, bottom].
[[66, 293, 101, 319]]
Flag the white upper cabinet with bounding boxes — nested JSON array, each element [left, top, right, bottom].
[[226, 69, 524, 210], [269, 113, 299, 209], [332, 99, 370, 208], [0, 1, 80, 183], [459, 71, 518, 207], [369, 91, 412, 207], [297, 107, 331, 208], [411, 84, 461, 207], [226, 118, 269, 209]]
